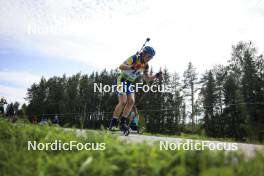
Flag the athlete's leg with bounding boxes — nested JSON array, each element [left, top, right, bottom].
[[109, 74, 127, 130], [114, 95, 127, 117], [119, 93, 134, 131], [122, 94, 135, 118], [109, 95, 127, 129]]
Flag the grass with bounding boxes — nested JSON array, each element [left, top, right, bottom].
[[142, 131, 264, 145], [0, 118, 264, 176]]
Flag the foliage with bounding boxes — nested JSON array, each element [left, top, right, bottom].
[[0, 119, 264, 176]]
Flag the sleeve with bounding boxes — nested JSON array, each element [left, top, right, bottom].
[[123, 55, 137, 65]]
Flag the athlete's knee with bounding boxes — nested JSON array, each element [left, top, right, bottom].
[[118, 99, 127, 107], [127, 99, 135, 106]]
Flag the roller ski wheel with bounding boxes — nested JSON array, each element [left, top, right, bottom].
[[124, 128, 130, 136], [120, 124, 130, 136]]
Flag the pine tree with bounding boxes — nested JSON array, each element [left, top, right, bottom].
[[222, 73, 249, 140], [183, 62, 199, 132], [229, 41, 264, 138], [212, 65, 227, 115], [170, 72, 183, 133], [200, 71, 217, 136]]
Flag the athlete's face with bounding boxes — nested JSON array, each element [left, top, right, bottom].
[[143, 53, 153, 63]]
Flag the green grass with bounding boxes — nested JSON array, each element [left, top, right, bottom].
[[0, 118, 264, 176], [142, 131, 264, 145]]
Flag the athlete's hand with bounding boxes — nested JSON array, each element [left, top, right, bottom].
[[131, 64, 142, 70], [155, 71, 163, 79]]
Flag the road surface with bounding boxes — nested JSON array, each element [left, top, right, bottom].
[[119, 134, 264, 158], [73, 129, 264, 158]]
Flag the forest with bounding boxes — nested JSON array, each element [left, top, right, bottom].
[[5, 41, 264, 142]]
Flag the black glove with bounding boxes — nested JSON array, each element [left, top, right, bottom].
[[155, 71, 163, 78], [131, 66, 136, 70]]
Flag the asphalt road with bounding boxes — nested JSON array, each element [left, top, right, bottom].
[[119, 134, 264, 158], [73, 129, 264, 158]]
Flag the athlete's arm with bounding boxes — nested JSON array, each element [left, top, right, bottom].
[[119, 55, 144, 71], [119, 64, 132, 70], [119, 56, 135, 70]]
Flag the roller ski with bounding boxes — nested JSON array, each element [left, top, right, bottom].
[[108, 117, 130, 136], [120, 123, 130, 136]]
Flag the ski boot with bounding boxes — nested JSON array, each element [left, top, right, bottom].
[[109, 118, 119, 132]]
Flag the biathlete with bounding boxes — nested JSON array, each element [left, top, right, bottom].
[[109, 46, 163, 135]]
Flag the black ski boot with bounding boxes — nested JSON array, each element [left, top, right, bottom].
[[109, 118, 118, 131]]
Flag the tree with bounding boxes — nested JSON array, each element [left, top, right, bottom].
[[212, 65, 227, 115], [229, 41, 264, 138], [200, 70, 217, 136], [222, 73, 249, 140], [183, 62, 199, 132], [170, 72, 183, 133], [26, 77, 48, 115], [6, 102, 19, 116]]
